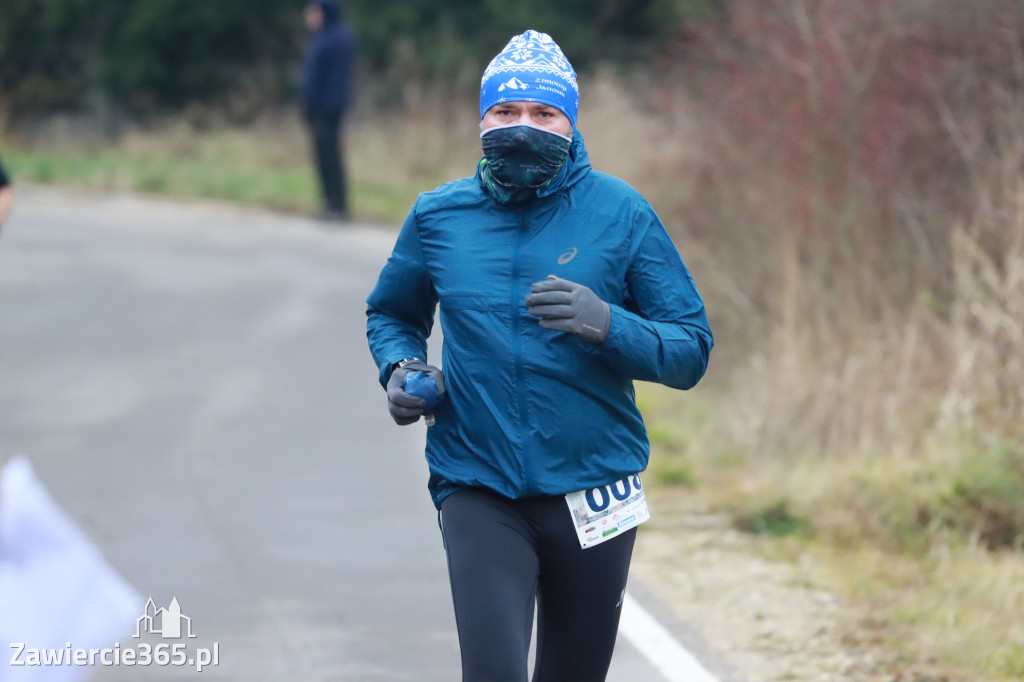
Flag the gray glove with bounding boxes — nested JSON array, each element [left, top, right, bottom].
[[387, 359, 446, 426], [526, 276, 611, 344]]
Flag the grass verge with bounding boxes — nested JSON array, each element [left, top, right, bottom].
[[639, 381, 1024, 681], [2, 114, 480, 225]]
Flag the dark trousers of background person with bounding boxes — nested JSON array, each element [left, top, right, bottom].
[[308, 111, 348, 219]]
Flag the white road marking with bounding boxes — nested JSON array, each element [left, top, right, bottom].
[[620, 594, 721, 682]]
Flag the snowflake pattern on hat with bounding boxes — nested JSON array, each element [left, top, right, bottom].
[[480, 30, 579, 127]]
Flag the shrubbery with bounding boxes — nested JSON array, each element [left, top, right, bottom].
[[665, 0, 1024, 469], [0, 0, 300, 123], [0, 0, 719, 125]]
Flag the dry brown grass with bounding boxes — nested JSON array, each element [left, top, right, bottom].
[[611, 2, 1024, 677]]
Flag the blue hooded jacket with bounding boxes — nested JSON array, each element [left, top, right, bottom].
[[366, 130, 713, 509], [302, 0, 355, 116]]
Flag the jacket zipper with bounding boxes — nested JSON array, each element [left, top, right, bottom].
[[512, 217, 530, 489]]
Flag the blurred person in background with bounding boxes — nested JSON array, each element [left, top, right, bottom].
[[0, 155, 12, 234], [302, 0, 355, 223], [366, 30, 712, 682]]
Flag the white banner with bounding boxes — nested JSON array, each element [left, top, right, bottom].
[[0, 456, 140, 681]]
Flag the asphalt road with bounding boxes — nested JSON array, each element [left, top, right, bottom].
[[0, 187, 691, 681]]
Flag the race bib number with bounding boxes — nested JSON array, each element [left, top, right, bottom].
[[565, 474, 650, 549]]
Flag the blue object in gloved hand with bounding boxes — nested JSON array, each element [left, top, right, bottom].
[[403, 371, 441, 410], [387, 359, 446, 426], [404, 371, 441, 426]]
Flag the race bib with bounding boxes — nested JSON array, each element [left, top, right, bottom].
[[565, 474, 650, 549]]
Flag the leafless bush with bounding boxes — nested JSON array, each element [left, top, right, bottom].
[[654, 0, 1024, 456]]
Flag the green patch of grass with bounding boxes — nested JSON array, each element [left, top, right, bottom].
[[648, 455, 696, 488], [636, 382, 721, 489], [735, 497, 810, 538], [646, 422, 677, 448], [940, 435, 1024, 548], [4, 142, 324, 216], [989, 644, 1024, 680], [3, 117, 478, 224]]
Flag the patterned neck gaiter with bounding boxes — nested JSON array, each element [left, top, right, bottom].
[[479, 124, 572, 205]]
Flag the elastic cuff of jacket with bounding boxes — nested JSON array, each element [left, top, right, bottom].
[[602, 305, 629, 349], [381, 353, 417, 386]]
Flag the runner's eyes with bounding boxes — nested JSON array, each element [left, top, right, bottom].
[[491, 107, 557, 120]]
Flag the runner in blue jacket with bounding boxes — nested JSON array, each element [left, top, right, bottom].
[[366, 30, 712, 682]]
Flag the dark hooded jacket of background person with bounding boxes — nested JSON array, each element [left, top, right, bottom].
[[301, 0, 355, 116]]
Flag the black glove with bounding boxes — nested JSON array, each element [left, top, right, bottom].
[[386, 359, 446, 426], [526, 277, 612, 344]]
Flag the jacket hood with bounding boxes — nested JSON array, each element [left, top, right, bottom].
[[476, 128, 592, 204], [315, 0, 341, 25], [542, 128, 591, 197]]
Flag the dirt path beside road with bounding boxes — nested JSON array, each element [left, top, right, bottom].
[[631, 504, 897, 682]]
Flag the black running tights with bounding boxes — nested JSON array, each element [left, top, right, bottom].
[[440, 487, 637, 682]]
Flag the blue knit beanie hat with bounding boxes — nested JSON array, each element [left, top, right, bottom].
[[479, 30, 579, 128]]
